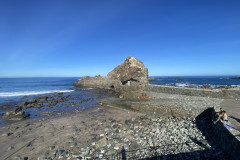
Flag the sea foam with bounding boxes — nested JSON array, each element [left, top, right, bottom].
[[0, 89, 74, 97]]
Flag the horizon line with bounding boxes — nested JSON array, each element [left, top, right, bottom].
[[0, 75, 239, 78]]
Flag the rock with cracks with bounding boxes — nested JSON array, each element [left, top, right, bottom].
[[74, 56, 149, 93]]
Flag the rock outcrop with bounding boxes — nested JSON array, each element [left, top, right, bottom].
[[74, 57, 149, 93], [2, 107, 30, 121], [107, 56, 148, 85]]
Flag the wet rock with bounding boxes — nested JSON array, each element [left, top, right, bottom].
[[38, 96, 48, 103], [2, 107, 30, 121], [0, 104, 12, 109]]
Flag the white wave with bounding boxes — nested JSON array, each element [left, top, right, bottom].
[[175, 83, 190, 87], [0, 90, 74, 97], [81, 88, 93, 90]]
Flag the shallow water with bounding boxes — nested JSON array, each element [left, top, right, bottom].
[[0, 88, 112, 126], [0, 77, 78, 105]]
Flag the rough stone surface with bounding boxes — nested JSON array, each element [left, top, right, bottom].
[[2, 107, 30, 121], [74, 57, 149, 93], [107, 56, 149, 84], [78, 114, 228, 159]]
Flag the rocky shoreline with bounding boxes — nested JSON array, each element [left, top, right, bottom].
[[0, 89, 228, 160], [0, 106, 228, 160]]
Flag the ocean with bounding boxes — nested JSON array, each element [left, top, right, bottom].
[[0, 77, 78, 106], [149, 76, 240, 88]]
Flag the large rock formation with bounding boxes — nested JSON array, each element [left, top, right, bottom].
[[107, 56, 148, 85], [74, 56, 149, 93]]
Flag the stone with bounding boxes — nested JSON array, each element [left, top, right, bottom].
[[48, 146, 55, 151], [65, 137, 74, 143], [129, 141, 140, 150], [2, 132, 13, 136], [10, 126, 19, 131], [2, 107, 30, 121], [95, 137, 108, 148], [107, 56, 148, 84], [71, 153, 81, 158], [14, 155, 22, 160], [8, 146, 14, 150], [74, 56, 149, 93]]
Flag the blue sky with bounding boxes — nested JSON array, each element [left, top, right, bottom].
[[0, 0, 239, 77]]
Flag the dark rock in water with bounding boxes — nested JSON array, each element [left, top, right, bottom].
[[2, 107, 30, 121], [230, 76, 240, 79], [178, 78, 184, 81], [57, 97, 65, 102], [38, 96, 48, 103], [0, 104, 12, 110], [27, 99, 37, 104], [48, 99, 58, 106]]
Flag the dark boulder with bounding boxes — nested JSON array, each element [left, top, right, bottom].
[[2, 107, 30, 121]]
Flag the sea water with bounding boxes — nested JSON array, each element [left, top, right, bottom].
[[0, 77, 77, 105], [149, 76, 240, 88]]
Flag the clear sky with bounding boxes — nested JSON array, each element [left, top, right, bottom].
[[0, 0, 239, 77]]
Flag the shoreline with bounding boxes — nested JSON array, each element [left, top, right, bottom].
[[1, 83, 239, 159], [0, 87, 230, 159]]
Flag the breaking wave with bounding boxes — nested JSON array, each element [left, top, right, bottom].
[[0, 90, 74, 97]]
